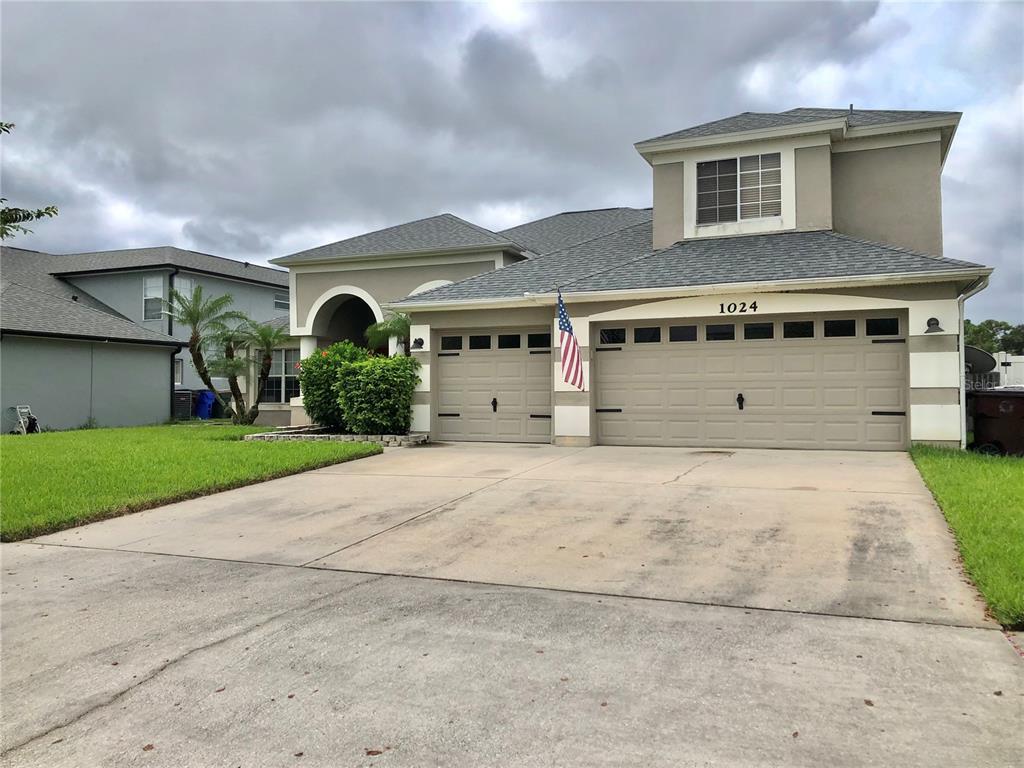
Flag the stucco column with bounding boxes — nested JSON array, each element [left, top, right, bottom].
[[299, 335, 319, 359], [552, 315, 594, 447], [907, 299, 963, 448], [409, 323, 431, 433]]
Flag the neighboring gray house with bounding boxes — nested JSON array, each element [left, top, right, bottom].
[[1, 245, 294, 431], [0, 246, 181, 431], [44, 246, 291, 393]]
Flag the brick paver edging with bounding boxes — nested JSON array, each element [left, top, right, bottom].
[[243, 431, 429, 448]]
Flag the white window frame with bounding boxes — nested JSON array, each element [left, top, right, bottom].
[[265, 348, 300, 403], [274, 292, 289, 312], [143, 274, 163, 321], [175, 275, 195, 301], [174, 358, 184, 385], [697, 152, 781, 226]]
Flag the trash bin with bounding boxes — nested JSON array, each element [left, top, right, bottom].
[[195, 390, 216, 420], [969, 389, 1024, 456], [173, 389, 193, 421]]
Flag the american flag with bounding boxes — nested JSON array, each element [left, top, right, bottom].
[[557, 291, 585, 390]]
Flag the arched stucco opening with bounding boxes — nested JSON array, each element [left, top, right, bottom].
[[305, 286, 385, 353]]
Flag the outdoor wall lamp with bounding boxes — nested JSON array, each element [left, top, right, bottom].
[[924, 317, 944, 333], [411, 337, 424, 350]]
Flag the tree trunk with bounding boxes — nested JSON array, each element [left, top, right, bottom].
[[242, 351, 274, 425], [223, 341, 248, 424], [188, 332, 234, 418]]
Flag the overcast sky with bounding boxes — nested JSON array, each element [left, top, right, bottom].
[[2, 1, 1021, 320]]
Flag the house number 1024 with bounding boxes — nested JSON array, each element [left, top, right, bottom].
[[719, 301, 758, 314]]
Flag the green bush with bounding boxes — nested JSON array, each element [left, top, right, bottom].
[[297, 341, 370, 429], [335, 356, 421, 435]]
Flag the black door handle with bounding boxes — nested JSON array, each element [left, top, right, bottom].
[[491, 397, 498, 412], [736, 393, 745, 411]]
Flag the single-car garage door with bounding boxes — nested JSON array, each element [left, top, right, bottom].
[[594, 312, 908, 450], [435, 329, 552, 442]]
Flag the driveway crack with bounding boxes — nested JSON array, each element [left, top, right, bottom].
[[662, 452, 734, 485], [0, 574, 383, 758]]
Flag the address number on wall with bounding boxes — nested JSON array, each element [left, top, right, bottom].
[[719, 301, 758, 314]]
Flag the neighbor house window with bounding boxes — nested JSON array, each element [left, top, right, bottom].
[[274, 292, 289, 311], [174, 358, 183, 385], [174, 275, 194, 301], [697, 152, 781, 225], [265, 349, 300, 403], [143, 274, 163, 320]]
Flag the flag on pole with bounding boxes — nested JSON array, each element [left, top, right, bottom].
[[557, 291, 585, 391]]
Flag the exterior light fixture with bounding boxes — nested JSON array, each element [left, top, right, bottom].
[[925, 317, 943, 333], [411, 337, 424, 350]]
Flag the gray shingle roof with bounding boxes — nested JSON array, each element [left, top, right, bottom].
[[499, 207, 652, 255], [48, 246, 288, 287], [563, 230, 986, 294], [395, 221, 655, 304], [396, 229, 987, 306], [638, 108, 960, 146], [1, 247, 181, 346], [273, 213, 516, 265]]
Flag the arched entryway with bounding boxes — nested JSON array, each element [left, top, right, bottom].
[[304, 286, 386, 354]]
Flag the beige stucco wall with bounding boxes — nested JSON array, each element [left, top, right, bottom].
[[652, 162, 684, 249], [795, 145, 832, 230], [831, 141, 944, 255], [294, 257, 499, 331]]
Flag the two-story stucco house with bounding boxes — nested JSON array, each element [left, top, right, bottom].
[[277, 107, 992, 451], [1, 245, 293, 430]]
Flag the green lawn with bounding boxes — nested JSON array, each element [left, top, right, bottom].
[[0, 424, 381, 542], [911, 445, 1024, 629]]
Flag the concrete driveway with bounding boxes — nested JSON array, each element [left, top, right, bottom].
[[2, 444, 1020, 767]]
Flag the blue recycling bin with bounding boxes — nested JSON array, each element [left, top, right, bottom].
[[195, 390, 216, 420]]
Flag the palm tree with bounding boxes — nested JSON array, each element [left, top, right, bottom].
[[167, 285, 245, 417], [209, 319, 293, 424], [365, 311, 411, 355], [241, 321, 293, 424]]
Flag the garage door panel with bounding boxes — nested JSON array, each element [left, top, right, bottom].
[[705, 355, 738, 375], [865, 386, 904, 409], [781, 421, 819, 443], [865, 350, 903, 373], [705, 387, 737, 408], [782, 353, 816, 373], [783, 388, 817, 408], [594, 314, 907, 451], [823, 352, 858, 373], [436, 331, 551, 443], [823, 387, 859, 407], [742, 354, 778, 375], [667, 388, 700, 407], [866, 420, 904, 446]]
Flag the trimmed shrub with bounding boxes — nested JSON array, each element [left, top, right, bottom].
[[334, 356, 421, 435], [297, 341, 370, 429]]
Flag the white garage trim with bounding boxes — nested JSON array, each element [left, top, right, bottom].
[[910, 404, 961, 441], [554, 405, 590, 437], [909, 351, 961, 388], [411, 403, 431, 433]]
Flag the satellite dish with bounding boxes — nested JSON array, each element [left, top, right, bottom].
[[965, 345, 997, 374]]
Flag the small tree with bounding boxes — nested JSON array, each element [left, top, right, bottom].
[[167, 284, 245, 417], [210, 320, 292, 424], [1, 123, 58, 239], [365, 311, 411, 355]]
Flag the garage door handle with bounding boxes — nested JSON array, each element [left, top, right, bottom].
[[491, 397, 498, 412], [736, 393, 745, 411]]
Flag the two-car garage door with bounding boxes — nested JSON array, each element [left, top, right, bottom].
[[593, 312, 908, 450]]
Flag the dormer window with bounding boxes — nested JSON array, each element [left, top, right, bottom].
[[697, 152, 781, 225]]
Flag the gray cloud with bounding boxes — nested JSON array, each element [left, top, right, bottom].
[[2, 1, 1020, 320]]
